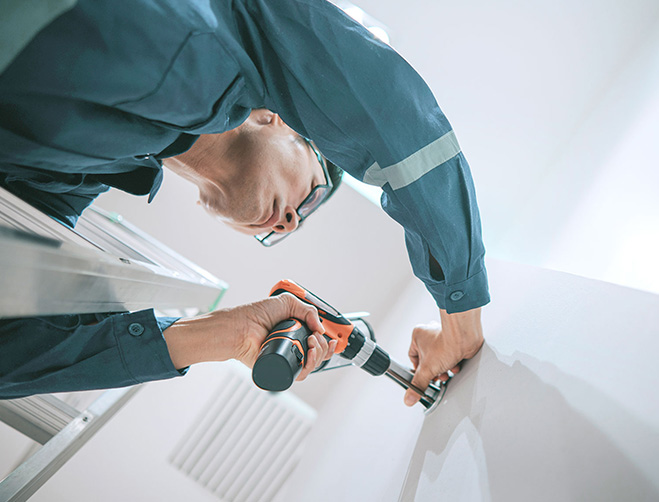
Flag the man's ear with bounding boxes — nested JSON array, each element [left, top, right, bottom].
[[252, 109, 276, 126]]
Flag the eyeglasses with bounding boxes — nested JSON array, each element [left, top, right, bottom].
[[255, 139, 332, 247]]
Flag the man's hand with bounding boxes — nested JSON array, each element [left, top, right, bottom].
[[163, 293, 336, 379], [404, 307, 484, 406]]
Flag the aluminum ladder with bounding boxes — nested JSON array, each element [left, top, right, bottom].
[[0, 186, 227, 501]]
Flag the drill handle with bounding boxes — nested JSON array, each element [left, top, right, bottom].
[[270, 279, 353, 353]]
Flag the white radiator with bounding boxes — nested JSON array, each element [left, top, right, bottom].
[[169, 362, 317, 502]]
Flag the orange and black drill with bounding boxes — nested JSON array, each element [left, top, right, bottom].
[[251, 280, 444, 411]]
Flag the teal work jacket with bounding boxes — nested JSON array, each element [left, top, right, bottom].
[[0, 0, 489, 397]]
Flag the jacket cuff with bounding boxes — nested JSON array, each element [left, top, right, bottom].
[[425, 267, 490, 313], [112, 309, 186, 383]]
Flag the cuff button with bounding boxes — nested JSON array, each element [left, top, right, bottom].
[[450, 291, 464, 301], [128, 322, 145, 336]]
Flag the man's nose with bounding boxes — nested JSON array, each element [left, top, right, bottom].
[[272, 208, 299, 233]]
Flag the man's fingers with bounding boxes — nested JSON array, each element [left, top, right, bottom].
[[408, 343, 420, 371], [296, 299, 324, 335], [315, 333, 329, 363], [326, 339, 338, 360], [296, 333, 332, 381], [301, 347, 317, 380], [404, 365, 435, 407], [430, 363, 462, 384], [275, 293, 324, 335], [408, 338, 419, 360], [297, 338, 317, 381]]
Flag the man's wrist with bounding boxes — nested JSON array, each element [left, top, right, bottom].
[[439, 307, 484, 355], [162, 311, 238, 370]]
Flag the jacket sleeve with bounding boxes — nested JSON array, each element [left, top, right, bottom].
[[236, 0, 489, 312], [0, 165, 109, 228], [0, 310, 184, 399]]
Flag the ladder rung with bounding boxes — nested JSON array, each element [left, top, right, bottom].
[[0, 396, 80, 445]]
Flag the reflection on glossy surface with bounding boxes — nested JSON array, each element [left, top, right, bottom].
[[400, 261, 659, 502]]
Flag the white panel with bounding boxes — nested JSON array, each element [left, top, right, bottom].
[[279, 259, 659, 501], [399, 260, 659, 501]]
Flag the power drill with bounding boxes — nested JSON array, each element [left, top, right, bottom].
[[251, 280, 444, 411]]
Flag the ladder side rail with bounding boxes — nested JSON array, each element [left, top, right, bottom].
[[0, 386, 140, 502]]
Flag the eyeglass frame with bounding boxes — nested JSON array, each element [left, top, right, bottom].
[[254, 138, 333, 247]]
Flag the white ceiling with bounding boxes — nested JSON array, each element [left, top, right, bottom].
[[349, 0, 659, 293]]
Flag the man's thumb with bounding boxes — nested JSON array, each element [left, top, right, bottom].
[[404, 365, 434, 407]]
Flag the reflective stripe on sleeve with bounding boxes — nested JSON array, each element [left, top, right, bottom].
[[363, 130, 461, 190]]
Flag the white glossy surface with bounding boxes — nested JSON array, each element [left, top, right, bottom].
[[280, 259, 659, 501], [403, 260, 659, 501]]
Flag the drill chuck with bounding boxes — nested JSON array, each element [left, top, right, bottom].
[[339, 327, 390, 376]]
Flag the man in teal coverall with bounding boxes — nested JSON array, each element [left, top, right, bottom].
[[0, 0, 489, 405]]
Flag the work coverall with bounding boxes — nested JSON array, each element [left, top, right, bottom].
[[0, 0, 489, 398]]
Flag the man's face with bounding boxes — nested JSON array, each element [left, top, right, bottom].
[[198, 110, 326, 238]]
